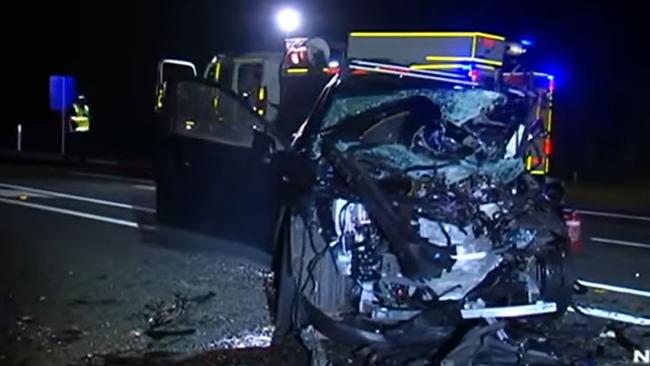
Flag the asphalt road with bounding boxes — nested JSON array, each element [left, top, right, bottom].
[[0, 164, 648, 365], [0, 165, 274, 366]]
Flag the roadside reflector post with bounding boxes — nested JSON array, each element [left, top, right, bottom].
[[17, 124, 22, 152]]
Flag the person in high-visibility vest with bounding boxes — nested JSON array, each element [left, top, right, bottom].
[[70, 95, 91, 132], [68, 95, 91, 162]]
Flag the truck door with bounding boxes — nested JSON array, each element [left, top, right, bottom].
[[157, 80, 284, 266]]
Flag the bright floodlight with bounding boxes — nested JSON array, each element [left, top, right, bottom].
[[276, 8, 301, 33]]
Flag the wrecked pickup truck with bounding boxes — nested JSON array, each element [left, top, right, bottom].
[[155, 32, 608, 363]]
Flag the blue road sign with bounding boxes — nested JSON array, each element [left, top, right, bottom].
[[49, 75, 77, 112]]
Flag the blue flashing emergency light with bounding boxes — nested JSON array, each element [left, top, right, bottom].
[[521, 39, 534, 47]]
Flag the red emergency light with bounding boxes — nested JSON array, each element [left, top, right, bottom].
[[469, 69, 480, 82], [544, 138, 553, 155]]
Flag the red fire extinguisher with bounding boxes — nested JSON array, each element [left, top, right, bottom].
[[565, 211, 582, 253]]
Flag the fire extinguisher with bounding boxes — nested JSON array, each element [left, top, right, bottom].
[[565, 211, 582, 253]]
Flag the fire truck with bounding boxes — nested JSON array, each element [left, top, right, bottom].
[[155, 33, 554, 176]]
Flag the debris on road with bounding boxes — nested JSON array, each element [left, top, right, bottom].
[[209, 326, 275, 349], [69, 298, 122, 306], [144, 294, 190, 330], [50, 326, 85, 344], [140, 291, 218, 342], [188, 291, 216, 306], [18, 315, 35, 324], [144, 328, 197, 340]]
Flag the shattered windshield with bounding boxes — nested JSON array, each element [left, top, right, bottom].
[[317, 79, 528, 186], [322, 87, 506, 130]]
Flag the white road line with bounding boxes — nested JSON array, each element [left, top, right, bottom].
[[0, 197, 139, 228], [0, 182, 156, 214], [568, 305, 650, 327], [68, 171, 154, 185], [591, 237, 650, 250], [133, 184, 156, 191], [577, 279, 650, 298], [85, 158, 120, 166], [0, 189, 51, 199], [573, 209, 650, 222]]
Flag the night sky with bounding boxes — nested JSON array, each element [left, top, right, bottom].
[[8, 1, 648, 181]]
